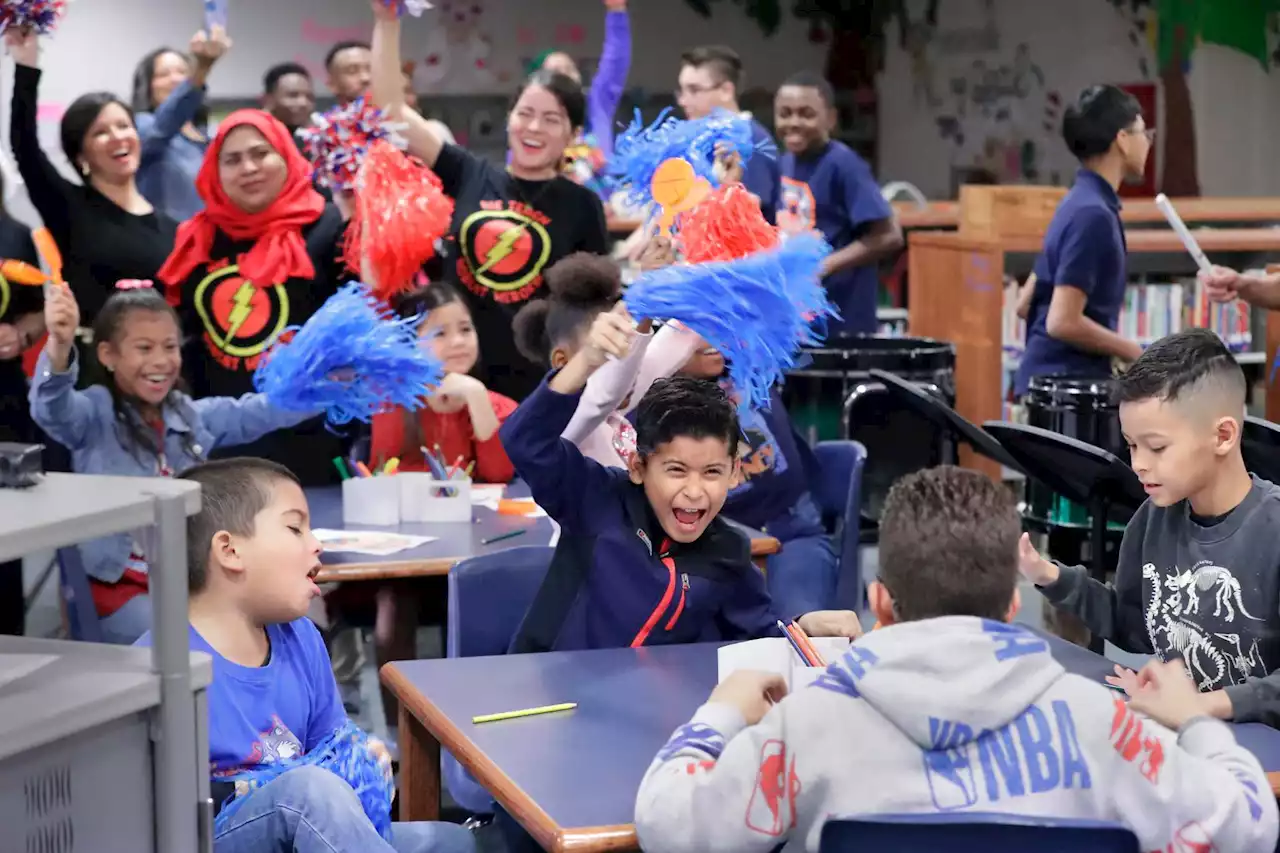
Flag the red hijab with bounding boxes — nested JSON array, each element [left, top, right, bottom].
[[158, 110, 325, 302]]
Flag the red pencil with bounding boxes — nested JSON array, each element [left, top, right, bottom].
[[789, 621, 827, 667]]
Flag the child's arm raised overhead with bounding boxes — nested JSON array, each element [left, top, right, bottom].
[[561, 316, 653, 445], [188, 392, 316, 452], [28, 285, 96, 450], [499, 306, 638, 529]]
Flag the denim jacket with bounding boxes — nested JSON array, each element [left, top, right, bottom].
[[136, 79, 207, 223], [29, 348, 311, 583]]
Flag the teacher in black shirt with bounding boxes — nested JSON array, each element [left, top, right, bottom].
[[5, 28, 176, 325], [369, 1, 608, 401]]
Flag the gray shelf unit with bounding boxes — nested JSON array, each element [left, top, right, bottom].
[[0, 473, 211, 853]]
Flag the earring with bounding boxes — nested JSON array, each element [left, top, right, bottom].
[[80, 163, 90, 177]]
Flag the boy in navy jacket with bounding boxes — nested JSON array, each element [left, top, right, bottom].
[[504, 304, 862, 653]]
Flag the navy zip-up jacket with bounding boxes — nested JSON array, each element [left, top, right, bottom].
[[503, 375, 783, 653]]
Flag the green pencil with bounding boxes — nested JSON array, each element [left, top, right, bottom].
[[332, 457, 353, 481], [481, 528, 528, 546]]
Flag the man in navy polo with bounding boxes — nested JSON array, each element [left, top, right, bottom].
[[1014, 85, 1150, 396]]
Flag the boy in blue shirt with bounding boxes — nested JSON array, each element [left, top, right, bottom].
[[505, 306, 862, 653], [774, 72, 903, 336], [138, 458, 474, 853]]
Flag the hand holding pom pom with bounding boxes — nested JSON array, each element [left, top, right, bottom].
[[299, 98, 407, 193], [0, 0, 68, 37]]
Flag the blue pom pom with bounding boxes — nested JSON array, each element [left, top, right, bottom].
[[624, 233, 835, 411], [213, 720, 395, 841], [608, 108, 761, 209], [254, 283, 442, 425]]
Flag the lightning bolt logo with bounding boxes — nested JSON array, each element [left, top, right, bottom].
[[224, 281, 257, 342], [474, 221, 530, 276]]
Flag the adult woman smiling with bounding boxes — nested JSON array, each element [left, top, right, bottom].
[[157, 110, 348, 485], [6, 28, 177, 326], [369, 1, 608, 402]]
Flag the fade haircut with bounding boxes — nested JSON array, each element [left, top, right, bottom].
[[263, 61, 311, 95], [878, 466, 1020, 622], [681, 45, 744, 90], [634, 377, 741, 460], [781, 70, 835, 108], [179, 458, 300, 593], [1113, 328, 1246, 414]]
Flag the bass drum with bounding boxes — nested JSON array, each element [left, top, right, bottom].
[[783, 334, 955, 528]]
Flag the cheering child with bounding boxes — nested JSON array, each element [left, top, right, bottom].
[[29, 283, 312, 644]]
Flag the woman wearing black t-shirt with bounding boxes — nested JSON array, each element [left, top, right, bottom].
[[156, 109, 349, 486], [370, 2, 608, 401], [5, 29, 177, 325]]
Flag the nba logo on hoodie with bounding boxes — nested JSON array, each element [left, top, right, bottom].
[[745, 739, 801, 837], [924, 718, 978, 811]]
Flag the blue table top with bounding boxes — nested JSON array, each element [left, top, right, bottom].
[[386, 629, 1280, 836]]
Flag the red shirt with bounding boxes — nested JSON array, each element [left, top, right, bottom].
[[370, 391, 518, 484]]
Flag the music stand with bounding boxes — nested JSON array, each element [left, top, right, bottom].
[[1243, 416, 1280, 486], [983, 422, 1146, 585], [868, 369, 1023, 473]]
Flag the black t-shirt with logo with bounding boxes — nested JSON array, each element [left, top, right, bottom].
[[433, 144, 609, 401], [173, 204, 350, 485], [0, 215, 41, 439]]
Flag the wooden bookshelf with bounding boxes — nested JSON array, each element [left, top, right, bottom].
[[890, 194, 1280, 232]]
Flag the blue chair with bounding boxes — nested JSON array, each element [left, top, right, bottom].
[[812, 440, 867, 612], [820, 813, 1140, 853], [57, 547, 104, 643], [443, 546, 554, 814]]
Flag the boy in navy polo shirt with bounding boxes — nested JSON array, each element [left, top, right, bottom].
[[1014, 85, 1149, 395], [774, 72, 903, 336], [504, 305, 862, 653]]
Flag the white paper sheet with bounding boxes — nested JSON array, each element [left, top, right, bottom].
[[313, 529, 437, 556], [717, 636, 851, 690]]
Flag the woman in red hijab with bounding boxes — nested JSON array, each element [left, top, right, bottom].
[[159, 109, 349, 485]]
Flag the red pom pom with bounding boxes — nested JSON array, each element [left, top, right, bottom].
[[344, 140, 456, 299], [677, 184, 780, 264]]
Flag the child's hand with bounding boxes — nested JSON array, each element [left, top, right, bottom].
[[797, 610, 864, 639], [4, 27, 38, 67], [433, 372, 484, 404], [1017, 533, 1059, 586], [1105, 664, 1150, 697], [713, 141, 744, 185], [44, 284, 78, 348], [1126, 659, 1209, 731], [637, 235, 676, 271], [708, 670, 787, 726], [582, 304, 637, 367]]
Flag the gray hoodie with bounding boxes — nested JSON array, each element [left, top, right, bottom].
[[634, 617, 1277, 853]]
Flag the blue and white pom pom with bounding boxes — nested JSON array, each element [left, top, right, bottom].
[[623, 233, 834, 412], [299, 98, 407, 193], [608, 107, 765, 208], [213, 720, 395, 842], [254, 283, 443, 425], [0, 0, 69, 35]]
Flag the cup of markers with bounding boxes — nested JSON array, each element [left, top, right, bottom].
[[398, 445, 472, 523], [335, 456, 401, 525]]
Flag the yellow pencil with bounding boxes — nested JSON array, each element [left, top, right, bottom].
[[471, 702, 577, 724]]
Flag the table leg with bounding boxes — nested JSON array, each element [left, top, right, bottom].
[[398, 702, 441, 821]]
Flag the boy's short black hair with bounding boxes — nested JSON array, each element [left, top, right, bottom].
[[634, 377, 741, 460], [780, 71, 835, 108], [325, 40, 371, 71], [263, 61, 311, 95], [878, 466, 1020, 622], [681, 45, 744, 90], [1113, 328, 1246, 410], [179, 458, 300, 593], [1061, 84, 1141, 161]]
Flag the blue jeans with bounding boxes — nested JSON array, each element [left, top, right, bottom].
[[214, 765, 476, 853], [100, 593, 151, 645], [763, 494, 839, 618]]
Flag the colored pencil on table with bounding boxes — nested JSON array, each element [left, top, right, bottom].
[[472, 702, 576, 724], [481, 528, 528, 546], [783, 623, 821, 667], [464, 460, 475, 478], [383, 457, 401, 476], [448, 455, 465, 478], [776, 620, 810, 665], [789, 621, 827, 667]]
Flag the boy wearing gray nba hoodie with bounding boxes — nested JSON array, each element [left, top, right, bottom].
[[634, 466, 1277, 853]]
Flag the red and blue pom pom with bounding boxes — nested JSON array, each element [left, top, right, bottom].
[[609, 108, 758, 209], [344, 139, 455, 299], [0, 0, 68, 35], [213, 720, 395, 842], [381, 0, 430, 16], [624, 233, 834, 412], [678, 183, 780, 264], [299, 98, 405, 193], [254, 284, 443, 425]]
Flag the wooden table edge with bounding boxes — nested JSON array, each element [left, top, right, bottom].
[[1268, 771, 1280, 796], [383, 664, 640, 852]]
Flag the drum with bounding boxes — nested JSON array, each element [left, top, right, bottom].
[[783, 335, 956, 527], [1024, 374, 1128, 525]]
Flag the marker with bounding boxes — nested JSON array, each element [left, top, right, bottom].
[[383, 457, 401, 476], [354, 461, 374, 478], [464, 460, 475, 478], [448, 455, 465, 478], [481, 528, 528, 546], [332, 457, 352, 481], [472, 702, 576, 724]]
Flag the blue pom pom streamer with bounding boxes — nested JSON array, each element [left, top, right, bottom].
[[608, 108, 766, 209], [0, 0, 68, 35], [213, 720, 395, 842], [623, 233, 835, 411], [254, 283, 443, 425], [299, 98, 406, 192]]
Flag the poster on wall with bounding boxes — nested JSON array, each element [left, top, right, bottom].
[[1117, 82, 1157, 197]]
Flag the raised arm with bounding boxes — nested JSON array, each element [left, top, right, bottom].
[[138, 27, 229, 164], [368, 2, 444, 169], [28, 286, 96, 449], [589, 1, 631, 157], [5, 30, 74, 245]]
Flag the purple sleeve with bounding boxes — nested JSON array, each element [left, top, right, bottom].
[[839, 148, 892, 229], [588, 9, 631, 158]]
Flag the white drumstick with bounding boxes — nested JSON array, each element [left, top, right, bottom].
[[1155, 193, 1212, 273]]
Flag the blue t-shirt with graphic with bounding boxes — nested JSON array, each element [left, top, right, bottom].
[[137, 618, 346, 778], [723, 388, 808, 531], [779, 141, 892, 337]]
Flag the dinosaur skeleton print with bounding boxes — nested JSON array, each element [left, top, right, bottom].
[[1142, 561, 1268, 690]]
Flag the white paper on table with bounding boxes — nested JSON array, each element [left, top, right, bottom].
[[313, 529, 437, 556], [717, 637, 851, 690], [470, 484, 506, 505]]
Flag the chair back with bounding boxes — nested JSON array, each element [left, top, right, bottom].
[[446, 546, 554, 658], [812, 441, 867, 612], [819, 813, 1140, 853], [57, 547, 104, 643], [1243, 416, 1280, 485]]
